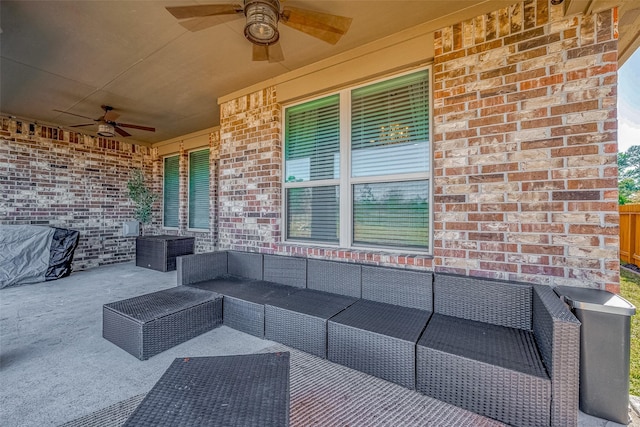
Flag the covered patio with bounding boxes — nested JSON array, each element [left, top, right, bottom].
[[0, 262, 633, 426], [3, 0, 640, 425]]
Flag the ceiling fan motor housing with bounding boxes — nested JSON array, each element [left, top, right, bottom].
[[97, 123, 115, 137], [244, 0, 280, 45]]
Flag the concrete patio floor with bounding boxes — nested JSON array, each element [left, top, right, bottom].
[[0, 262, 635, 426]]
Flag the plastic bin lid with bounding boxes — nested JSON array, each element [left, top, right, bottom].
[[554, 286, 636, 316]]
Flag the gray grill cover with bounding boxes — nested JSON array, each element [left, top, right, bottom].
[[0, 225, 74, 288]]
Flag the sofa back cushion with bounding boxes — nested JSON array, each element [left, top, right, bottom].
[[362, 266, 433, 311], [307, 259, 361, 298], [177, 252, 228, 285], [263, 254, 307, 288], [228, 251, 263, 280], [434, 273, 532, 330]]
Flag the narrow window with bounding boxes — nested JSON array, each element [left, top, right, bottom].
[[163, 155, 179, 228], [188, 149, 210, 230]]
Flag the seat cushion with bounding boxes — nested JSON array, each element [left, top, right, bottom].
[[418, 314, 547, 378]]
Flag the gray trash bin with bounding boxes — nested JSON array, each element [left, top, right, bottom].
[[554, 286, 636, 425]]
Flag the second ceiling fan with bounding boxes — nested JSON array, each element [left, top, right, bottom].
[[166, 0, 353, 62]]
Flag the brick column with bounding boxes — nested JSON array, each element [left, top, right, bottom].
[[218, 88, 282, 252]]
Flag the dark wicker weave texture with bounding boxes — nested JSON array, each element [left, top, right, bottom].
[[307, 259, 361, 298], [362, 266, 433, 311], [103, 287, 222, 360], [265, 289, 357, 357], [417, 314, 551, 426], [328, 299, 431, 389], [123, 353, 290, 427], [186, 274, 302, 338], [532, 285, 580, 427], [434, 273, 532, 330], [228, 251, 263, 280], [177, 252, 228, 285], [263, 254, 307, 288], [136, 235, 194, 272]]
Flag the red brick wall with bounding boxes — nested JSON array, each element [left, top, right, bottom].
[[432, 1, 619, 290], [0, 118, 156, 270], [218, 88, 282, 252]]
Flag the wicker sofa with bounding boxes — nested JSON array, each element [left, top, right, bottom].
[[416, 273, 580, 427], [176, 250, 579, 427]]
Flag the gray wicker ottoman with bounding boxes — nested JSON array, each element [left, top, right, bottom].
[[103, 287, 222, 360], [123, 352, 290, 426]]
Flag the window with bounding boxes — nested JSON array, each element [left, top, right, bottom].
[[188, 149, 210, 230], [283, 69, 431, 251], [163, 155, 179, 228]]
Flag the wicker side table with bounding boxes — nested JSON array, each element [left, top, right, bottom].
[[136, 235, 194, 272], [103, 287, 222, 360], [123, 352, 290, 426]]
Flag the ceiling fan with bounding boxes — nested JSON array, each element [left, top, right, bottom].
[[165, 0, 353, 62], [53, 105, 156, 138]]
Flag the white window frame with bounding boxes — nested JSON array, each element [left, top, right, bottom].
[[162, 154, 180, 230], [187, 147, 211, 232], [282, 66, 433, 254]]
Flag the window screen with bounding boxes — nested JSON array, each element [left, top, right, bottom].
[[353, 180, 429, 249]]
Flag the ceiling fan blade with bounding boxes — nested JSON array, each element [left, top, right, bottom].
[[114, 126, 131, 137], [179, 14, 240, 32], [252, 44, 269, 62], [281, 7, 352, 45], [166, 4, 243, 20], [103, 110, 120, 122], [70, 123, 95, 127], [116, 123, 156, 132], [53, 109, 96, 121], [267, 42, 285, 63]]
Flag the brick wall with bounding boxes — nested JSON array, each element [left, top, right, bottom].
[[218, 88, 282, 252], [0, 117, 156, 270], [432, 1, 619, 290]]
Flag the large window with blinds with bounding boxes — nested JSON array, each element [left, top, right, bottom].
[[283, 68, 431, 251], [188, 149, 210, 230], [163, 155, 179, 228]]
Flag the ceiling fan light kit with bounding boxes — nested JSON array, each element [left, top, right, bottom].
[[97, 123, 116, 137], [244, 0, 280, 45]]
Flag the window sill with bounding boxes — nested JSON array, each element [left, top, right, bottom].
[[277, 241, 433, 269]]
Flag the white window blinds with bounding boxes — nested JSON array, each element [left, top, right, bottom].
[[351, 70, 430, 177]]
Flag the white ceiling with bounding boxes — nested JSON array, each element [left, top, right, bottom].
[[1, 0, 639, 145]]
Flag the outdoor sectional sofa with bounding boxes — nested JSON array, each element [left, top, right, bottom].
[[176, 250, 580, 427]]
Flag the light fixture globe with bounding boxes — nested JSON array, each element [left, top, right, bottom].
[[244, 0, 280, 45], [97, 123, 115, 137]]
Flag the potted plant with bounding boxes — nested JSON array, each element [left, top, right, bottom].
[[126, 168, 158, 235]]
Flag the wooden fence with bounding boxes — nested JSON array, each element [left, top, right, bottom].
[[620, 204, 640, 267]]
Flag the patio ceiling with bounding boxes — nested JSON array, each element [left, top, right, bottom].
[[1, 0, 639, 146]]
